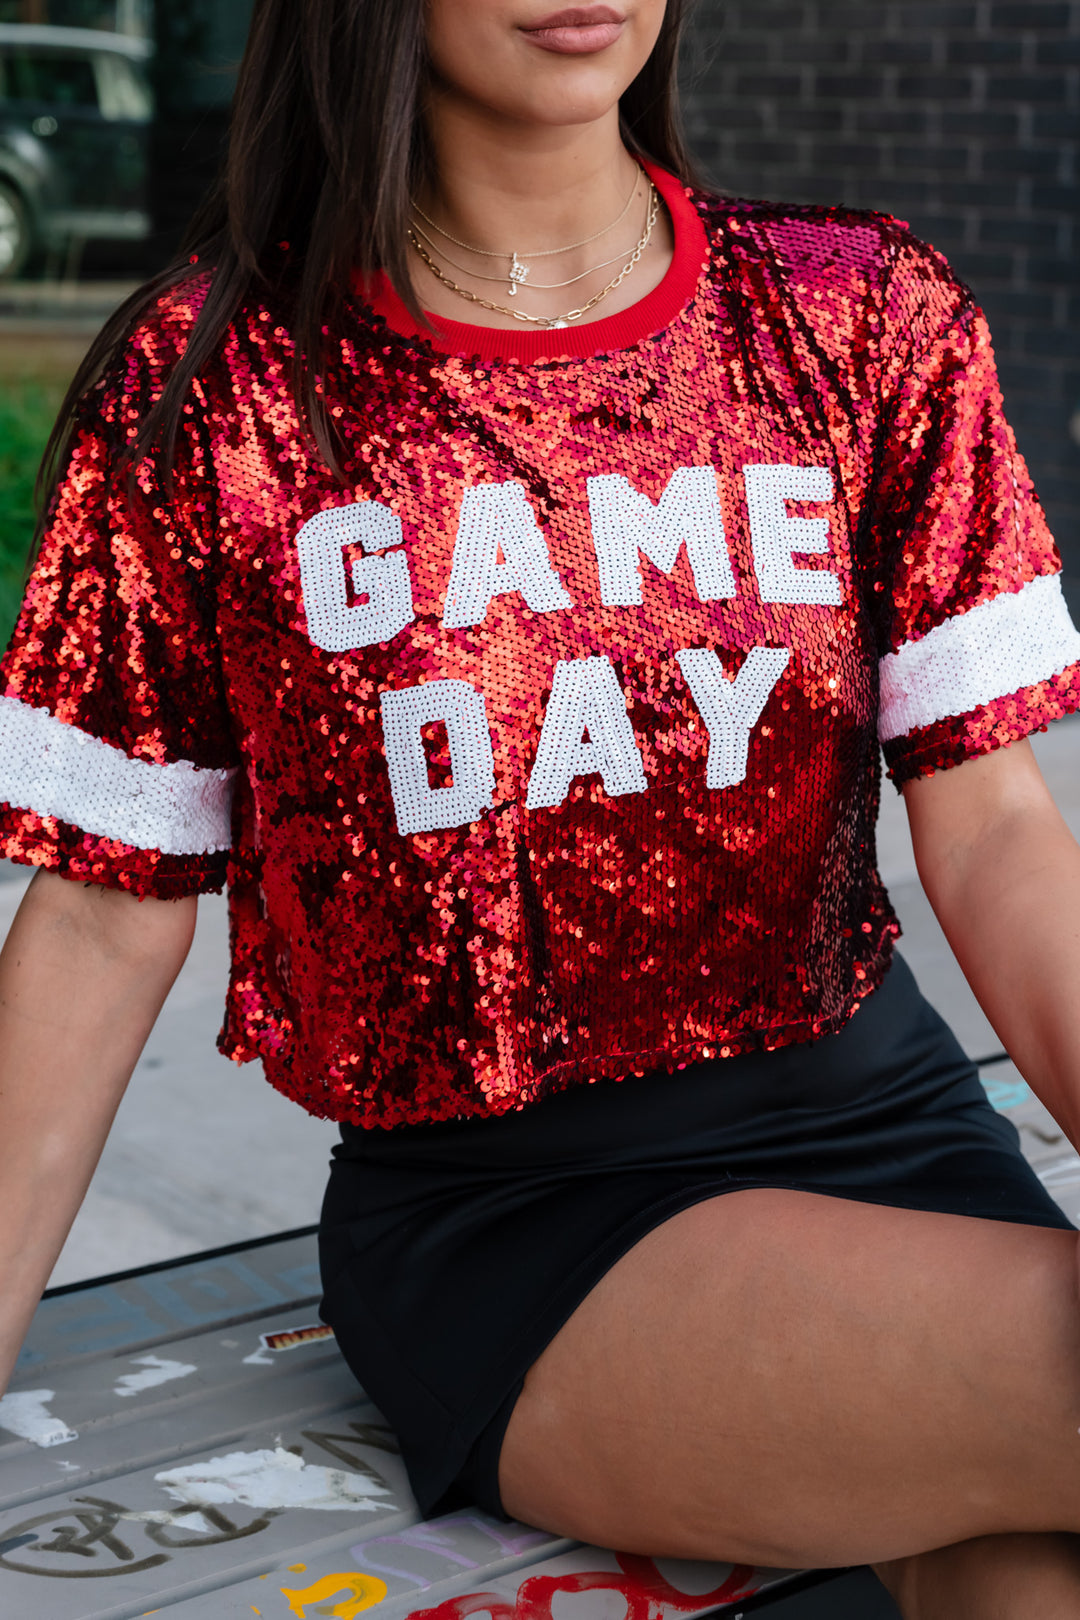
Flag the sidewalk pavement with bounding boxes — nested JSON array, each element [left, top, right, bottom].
[[0, 279, 141, 378], [0, 714, 1076, 1288]]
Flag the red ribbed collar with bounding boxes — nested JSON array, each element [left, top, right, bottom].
[[358, 161, 708, 364]]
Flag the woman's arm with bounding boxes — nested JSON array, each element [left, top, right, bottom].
[[0, 870, 195, 1392], [903, 737, 1080, 1146]]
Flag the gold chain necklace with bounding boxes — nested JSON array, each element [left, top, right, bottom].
[[408, 215, 643, 292], [408, 184, 658, 329], [412, 171, 641, 298]]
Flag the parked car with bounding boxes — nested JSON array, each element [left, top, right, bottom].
[[0, 23, 152, 279]]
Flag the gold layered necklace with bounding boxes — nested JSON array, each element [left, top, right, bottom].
[[408, 216, 642, 294], [412, 170, 641, 298], [407, 180, 659, 330]]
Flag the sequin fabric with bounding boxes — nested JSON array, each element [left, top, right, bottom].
[[2, 170, 1078, 1126]]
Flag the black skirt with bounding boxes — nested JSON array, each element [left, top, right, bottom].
[[317, 954, 1071, 1520]]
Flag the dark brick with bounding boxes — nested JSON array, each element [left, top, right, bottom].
[[775, 105, 846, 132], [1032, 182, 1080, 211], [945, 38, 1023, 65], [811, 3, 877, 28], [1029, 255, 1078, 284], [987, 75, 1070, 102], [1031, 475, 1080, 508], [979, 216, 1062, 248], [852, 178, 932, 210], [990, 2, 1070, 24], [687, 97, 769, 129], [734, 72, 803, 96], [941, 108, 1020, 137], [861, 38, 934, 63], [996, 358, 1059, 393], [947, 248, 1017, 282], [855, 107, 931, 134], [896, 73, 974, 99], [811, 140, 884, 169], [814, 72, 888, 98], [939, 177, 1022, 207], [733, 138, 803, 163], [786, 174, 860, 205], [1016, 402, 1077, 438], [1035, 444, 1080, 469], [712, 39, 772, 63], [897, 213, 966, 245], [979, 288, 1057, 322], [806, 71, 880, 99], [1023, 327, 1080, 360], [897, 3, 977, 24], [732, 3, 806, 27], [780, 36, 852, 63], [1035, 37, 1080, 65], [894, 144, 968, 169], [1032, 109, 1080, 139], [981, 146, 1063, 177]]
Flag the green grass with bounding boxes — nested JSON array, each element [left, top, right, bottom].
[[0, 379, 65, 652]]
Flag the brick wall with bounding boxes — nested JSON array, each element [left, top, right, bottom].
[[681, 0, 1080, 604]]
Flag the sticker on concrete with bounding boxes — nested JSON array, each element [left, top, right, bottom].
[[242, 1323, 334, 1365], [114, 1353, 198, 1398], [154, 1446, 393, 1513], [262, 1324, 335, 1353], [0, 1388, 78, 1447]]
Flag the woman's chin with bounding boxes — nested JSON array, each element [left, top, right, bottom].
[[477, 71, 627, 132]]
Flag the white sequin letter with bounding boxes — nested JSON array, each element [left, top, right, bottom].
[[443, 481, 573, 628], [587, 466, 736, 606], [744, 464, 841, 606], [676, 646, 791, 789], [380, 680, 496, 836], [297, 502, 415, 652], [525, 657, 647, 811]]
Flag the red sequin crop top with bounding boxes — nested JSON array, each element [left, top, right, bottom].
[[3, 165, 1079, 1127]]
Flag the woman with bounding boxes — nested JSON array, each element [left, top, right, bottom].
[[1, 0, 1080, 1611]]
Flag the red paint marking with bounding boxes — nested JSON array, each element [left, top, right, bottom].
[[615, 1554, 758, 1609], [403, 1556, 758, 1620], [407, 1594, 515, 1620]]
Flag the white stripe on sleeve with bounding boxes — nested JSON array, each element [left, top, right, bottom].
[[0, 695, 235, 856], [878, 571, 1080, 743]]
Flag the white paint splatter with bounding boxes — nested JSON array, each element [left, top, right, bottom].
[[118, 1507, 215, 1535], [57, 1460, 81, 1472], [155, 1446, 393, 1513], [114, 1354, 197, 1399], [0, 1389, 78, 1448]]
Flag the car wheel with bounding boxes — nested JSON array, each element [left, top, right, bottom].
[[0, 182, 33, 280]]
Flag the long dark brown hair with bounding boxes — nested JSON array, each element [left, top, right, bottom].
[[39, 0, 698, 506]]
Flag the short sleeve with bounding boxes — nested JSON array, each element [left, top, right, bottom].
[[0, 304, 240, 896], [868, 241, 1080, 786]]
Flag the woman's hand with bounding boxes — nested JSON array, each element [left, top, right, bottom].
[[0, 870, 196, 1393], [903, 736, 1080, 1149]]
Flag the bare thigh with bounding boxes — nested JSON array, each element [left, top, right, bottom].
[[498, 1189, 1080, 1568]]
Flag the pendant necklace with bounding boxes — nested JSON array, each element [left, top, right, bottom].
[[411, 169, 641, 297], [407, 182, 659, 329]]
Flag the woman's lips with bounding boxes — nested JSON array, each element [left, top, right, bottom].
[[521, 6, 625, 53]]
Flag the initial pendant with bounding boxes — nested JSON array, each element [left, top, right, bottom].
[[508, 252, 529, 298]]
